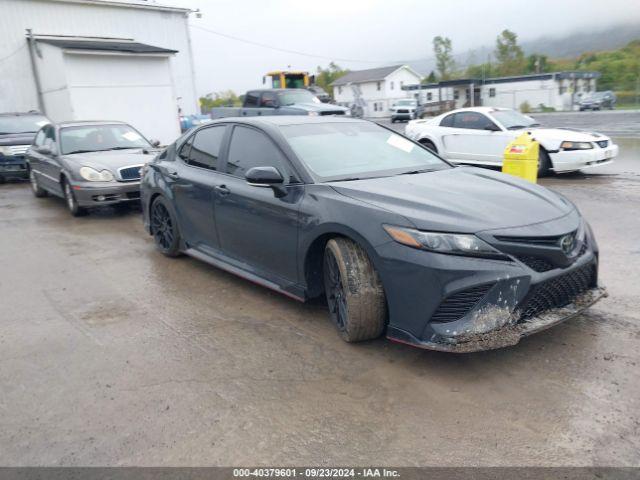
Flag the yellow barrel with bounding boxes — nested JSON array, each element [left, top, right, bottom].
[[502, 132, 539, 183]]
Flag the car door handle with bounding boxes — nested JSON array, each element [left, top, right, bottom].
[[214, 184, 230, 196], [166, 169, 180, 180]]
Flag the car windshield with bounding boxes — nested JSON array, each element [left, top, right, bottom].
[[277, 90, 321, 105], [396, 100, 417, 106], [491, 109, 540, 130], [280, 122, 449, 182], [0, 115, 49, 134], [60, 124, 151, 155]]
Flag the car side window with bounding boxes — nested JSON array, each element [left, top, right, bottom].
[[440, 114, 455, 127], [453, 112, 497, 130], [225, 126, 289, 180], [260, 91, 278, 107], [245, 92, 259, 107], [178, 135, 193, 162], [43, 126, 57, 152], [187, 126, 226, 170]]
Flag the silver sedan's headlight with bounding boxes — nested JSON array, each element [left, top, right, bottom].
[[79, 166, 114, 182], [560, 141, 593, 151], [383, 225, 507, 259]]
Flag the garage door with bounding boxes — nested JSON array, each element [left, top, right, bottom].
[[64, 52, 180, 145]]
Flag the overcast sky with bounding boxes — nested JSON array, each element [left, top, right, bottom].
[[179, 0, 640, 96]]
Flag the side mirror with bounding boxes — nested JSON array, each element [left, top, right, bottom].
[[245, 166, 284, 186], [150, 139, 161, 147], [37, 145, 53, 155]]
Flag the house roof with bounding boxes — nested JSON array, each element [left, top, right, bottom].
[[36, 38, 178, 54], [46, 0, 191, 13], [331, 65, 418, 86]]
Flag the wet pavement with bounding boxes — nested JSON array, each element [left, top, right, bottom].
[[1, 112, 639, 466]]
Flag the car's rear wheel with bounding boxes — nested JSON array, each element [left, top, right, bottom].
[[151, 197, 181, 257], [538, 149, 551, 177], [62, 178, 86, 216], [29, 169, 47, 197], [323, 238, 386, 342]]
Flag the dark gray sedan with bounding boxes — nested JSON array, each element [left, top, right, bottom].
[[141, 116, 606, 353], [26, 121, 159, 216]]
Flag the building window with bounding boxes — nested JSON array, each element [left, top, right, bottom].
[[453, 90, 459, 100], [559, 85, 567, 95], [400, 81, 404, 88], [338, 86, 342, 94], [427, 92, 432, 101], [376, 82, 381, 91], [489, 88, 496, 98], [465, 89, 470, 99], [390, 81, 394, 90], [373, 103, 378, 112]]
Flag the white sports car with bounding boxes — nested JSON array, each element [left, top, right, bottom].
[[404, 107, 618, 175]]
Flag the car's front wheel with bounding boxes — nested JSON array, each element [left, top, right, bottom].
[[150, 196, 182, 257], [29, 169, 47, 197], [62, 178, 86, 216], [323, 238, 386, 342], [538, 149, 551, 177]]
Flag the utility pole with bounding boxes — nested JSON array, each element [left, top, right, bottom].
[[26, 28, 45, 114]]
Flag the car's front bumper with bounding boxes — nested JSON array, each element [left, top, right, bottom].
[[550, 144, 618, 172], [71, 181, 141, 207], [0, 156, 28, 179]]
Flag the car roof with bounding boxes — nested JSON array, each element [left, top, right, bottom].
[[56, 120, 129, 128], [208, 116, 369, 127]]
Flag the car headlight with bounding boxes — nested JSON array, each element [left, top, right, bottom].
[[307, 111, 319, 116], [0, 146, 12, 156], [560, 141, 593, 150], [383, 225, 507, 259], [79, 166, 114, 182]]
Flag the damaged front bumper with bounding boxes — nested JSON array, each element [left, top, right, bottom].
[[387, 286, 607, 353]]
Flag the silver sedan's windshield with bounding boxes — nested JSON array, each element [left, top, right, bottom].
[[61, 124, 150, 155], [280, 122, 449, 182]]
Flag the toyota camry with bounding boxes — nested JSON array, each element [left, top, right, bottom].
[[141, 116, 606, 352]]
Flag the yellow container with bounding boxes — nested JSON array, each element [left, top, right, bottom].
[[502, 132, 539, 183]]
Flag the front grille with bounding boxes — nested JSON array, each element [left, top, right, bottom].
[[495, 233, 570, 246], [596, 140, 609, 148], [431, 283, 494, 323], [118, 165, 143, 181], [518, 263, 596, 320], [319, 111, 345, 116], [516, 255, 555, 272], [397, 109, 409, 114], [7, 145, 29, 156]]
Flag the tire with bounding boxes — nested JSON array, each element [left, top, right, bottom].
[[150, 196, 182, 257], [419, 139, 437, 154], [29, 169, 47, 197], [391, 118, 396, 124], [0, 176, 6, 185], [62, 178, 86, 217], [538, 149, 551, 177], [323, 238, 386, 342]]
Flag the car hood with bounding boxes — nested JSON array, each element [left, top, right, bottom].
[[290, 103, 349, 113], [63, 149, 155, 171], [518, 127, 609, 142], [329, 167, 575, 233], [0, 132, 37, 146]]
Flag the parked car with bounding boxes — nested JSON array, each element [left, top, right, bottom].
[[390, 99, 418, 122], [578, 91, 616, 111], [180, 114, 213, 133], [210, 89, 349, 119], [405, 107, 618, 176], [0, 112, 50, 183], [141, 116, 605, 352], [26, 121, 160, 216], [307, 85, 331, 103]]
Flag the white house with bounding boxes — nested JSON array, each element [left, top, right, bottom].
[[0, 0, 199, 144], [403, 72, 600, 113], [331, 65, 423, 118]]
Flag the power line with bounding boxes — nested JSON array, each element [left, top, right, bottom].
[[0, 43, 27, 65]]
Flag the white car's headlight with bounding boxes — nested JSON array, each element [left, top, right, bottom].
[[560, 141, 593, 151], [79, 166, 114, 182], [307, 111, 319, 116], [0, 146, 11, 155], [383, 225, 507, 259]]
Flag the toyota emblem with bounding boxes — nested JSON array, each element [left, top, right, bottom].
[[560, 234, 575, 254]]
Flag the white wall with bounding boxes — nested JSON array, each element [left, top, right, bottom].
[[481, 78, 558, 110], [0, 0, 197, 116]]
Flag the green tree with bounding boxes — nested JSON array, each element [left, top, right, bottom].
[[423, 71, 437, 84], [315, 62, 349, 100], [525, 54, 550, 74], [199, 90, 240, 113], [433, 36, 455, 80], [495, 29, 525, 76]]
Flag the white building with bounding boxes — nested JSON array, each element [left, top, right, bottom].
[[0, 0, 199, 144], [331, 65, 423, 118], [403, 72, 600, 113]]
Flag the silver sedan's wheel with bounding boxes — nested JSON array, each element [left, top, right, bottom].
[[63, 179, 85, 217], [29, 169, 47, 197]]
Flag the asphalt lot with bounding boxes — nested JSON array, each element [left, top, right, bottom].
[[1, 110, 639, 466]]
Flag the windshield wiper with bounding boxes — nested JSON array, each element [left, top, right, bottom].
[[104, 146, 142, 151], [65, 149, 98, 154], [398, 168, 437, 175], [331, 177, 362, 182]]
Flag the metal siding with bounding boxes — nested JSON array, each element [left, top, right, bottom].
[[0, 0, 197, 117]]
